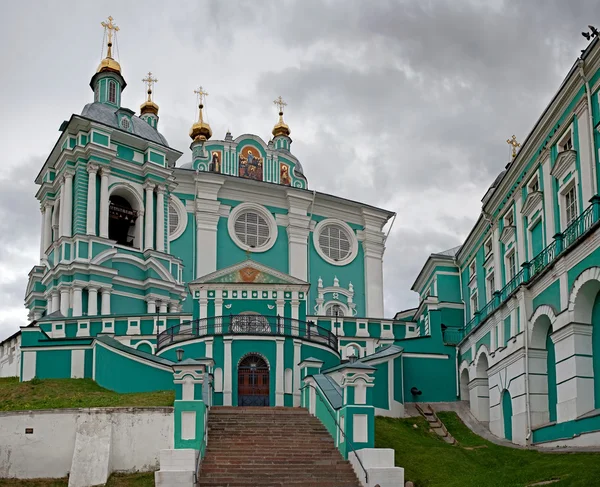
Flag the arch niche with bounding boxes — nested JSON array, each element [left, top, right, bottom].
[[529, 309, 557, 424], [108, 184, 143, 249], [470, 350, 490, 422]]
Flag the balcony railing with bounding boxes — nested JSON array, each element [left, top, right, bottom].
[[463, 197, 600, 339], [442, 327, 464, 345], [156, 314, 339, 353]]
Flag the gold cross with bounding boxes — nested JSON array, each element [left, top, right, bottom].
[[142, 72, 158, 101], [506, 135, 521, 159], [194, 86, 209, 106], [101, 16, 119, 58], [273, 96, 287, 114]]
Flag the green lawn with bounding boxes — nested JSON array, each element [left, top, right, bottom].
[[376, 412, 600, 487], [0, 472, 155, 486], [0, 377, 174, 411]]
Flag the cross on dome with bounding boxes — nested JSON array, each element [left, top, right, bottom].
[[101, 16, 119, 59], [195, 86, 209, 107], [506, 135, 521, 159], [142, 72, 158, 102], [273, 96, 287, 114]]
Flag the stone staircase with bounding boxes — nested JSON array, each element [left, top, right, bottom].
[[415, 403, 457, 445], [197, 406, 360, 487]]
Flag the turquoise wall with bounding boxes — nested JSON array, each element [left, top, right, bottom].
[[36, 350, 71, 379]]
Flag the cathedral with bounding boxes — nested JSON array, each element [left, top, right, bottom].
[[3, 15, 600, 458]]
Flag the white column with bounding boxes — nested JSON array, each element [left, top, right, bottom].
[[575, 99, 595, 203], [86, 164, 98, 235], [286, 192, 313, 280], [276, 291, 285, 317], [147, 299, 156, 314], [61, 172, 74, 238], [39, 205, 46, 261], [51, 291, 60, 314], [223, 338, 232, 406], [43, 203, 52, 253], [88, 287, 98, 316], [72, 286, 83, 317], [515, 193, 525, 264], [101, 288, 111, 315], [541, 150, 556, 238], [492, 224, 502, 291], [156, 185, 165, 252], [362, 210, 386, 318], [58, 180, 65, 238], [291, 293, 300, 336], [60, 288, 70, 316], [293, 340, 302, 407], [144, 182, 155, 250], [159, 301, 168, 313], [276, 337, 285, 406], [99, 167, 110, 238]]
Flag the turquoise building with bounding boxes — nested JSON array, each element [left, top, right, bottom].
[[4, 16, 600, 451]]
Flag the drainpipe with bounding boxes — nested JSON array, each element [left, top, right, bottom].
[[454, 254, 466, 399], [578, 59, 598, 196]]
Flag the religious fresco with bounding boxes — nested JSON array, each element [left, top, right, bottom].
[[209, 150, 222, 173], [280, 163, 291, 186], [239, 146, 264, 181], [208, 266, 290, 284]]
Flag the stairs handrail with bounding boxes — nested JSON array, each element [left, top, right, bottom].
[[300, 383, 369, 484]]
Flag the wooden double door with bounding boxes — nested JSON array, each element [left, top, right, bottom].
[[237, 354, 270, 406]]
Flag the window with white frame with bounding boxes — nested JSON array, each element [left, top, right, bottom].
[[504, 211, 514, 227], [234, 211, 270, 248], [108, 80, 117, 104], [559, 132, 573, 152], [506, 250, 517, 281], [319, 225, 351, 261], [564, 184, 578, 227], [469, 260, 476, 281], [470, 291, 478, 319], [486, 272, 495, 303], [528, 175, 540, 193], [325, 303, 345, 317], [484, 238, 493, 258]]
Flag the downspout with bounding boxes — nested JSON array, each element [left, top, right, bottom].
[[525, 309, 532, 444], [578, 59, 598, 196], [307, 189, 317, 302], [454, 253, 466, 399]]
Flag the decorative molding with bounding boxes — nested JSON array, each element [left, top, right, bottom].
[[550, 150, 577, 180]]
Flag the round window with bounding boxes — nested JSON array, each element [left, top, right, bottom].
[[168, 196, 187, 241], [313, 219, 358, 266], [120, 117, 131, 130], [228, 203, 277, 252]]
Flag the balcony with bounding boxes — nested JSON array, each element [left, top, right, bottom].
[[156, 314, 339, 353], [463, 197, 600, 340]]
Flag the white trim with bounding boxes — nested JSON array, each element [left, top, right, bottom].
[[313, 219, 359, 266], [168, 195, 188, 242], [95, 340, 172, 371], [402, 352, 449, 360], [227, 202, 278, 253]]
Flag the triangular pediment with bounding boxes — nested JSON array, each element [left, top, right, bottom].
[[521, 191, 543, 217], [190, 260, 309, 286]]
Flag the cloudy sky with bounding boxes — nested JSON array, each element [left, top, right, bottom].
[[0, 0, 595, 340]]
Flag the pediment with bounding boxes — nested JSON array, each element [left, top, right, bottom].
[[500, 225, 516, 245], [521, 191, 543, 217], [550, 150, 576, 180], [190, 260, 308, 286]]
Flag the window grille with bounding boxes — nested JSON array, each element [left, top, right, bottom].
[[319, 224, 351, 261], [234, 211, 270, 248], [169, 201, 179, 236], [120, 117, 130, 130], [108, 80, 117, 103], [325, 304, 344, 317]]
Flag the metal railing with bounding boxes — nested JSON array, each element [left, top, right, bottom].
[[157, 314, 339, 353], [300, 383, 368, 485], [442, 327, 464, 345], [462, 197, 600, 340]]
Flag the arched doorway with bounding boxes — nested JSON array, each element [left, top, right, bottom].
[[502, 389, 513, 441], [471, 351, 490, 422], [109, 195, 139, 247], [238, 354, 270, 406]]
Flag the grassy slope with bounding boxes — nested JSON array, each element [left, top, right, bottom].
[[0, 377, 174, 411], [0, 472, 155, 486], [376, 412, 600, 487]]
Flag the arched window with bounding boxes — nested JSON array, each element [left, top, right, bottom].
[[325, 303, 345, 317], [108, 80, 117, 104], [109, 195, 138, 247]]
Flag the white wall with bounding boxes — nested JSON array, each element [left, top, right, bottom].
[[0, 335, 21, 378], [0, 407, 173, 479]]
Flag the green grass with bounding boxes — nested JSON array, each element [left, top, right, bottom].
[[0, 472, 155, 486], [376, 411, 600, 487], [0, 377, 174, 411]]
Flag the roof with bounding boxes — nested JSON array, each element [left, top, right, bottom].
[[80, 102, 170, 147], [322, 361, 376, 374], [96, 335, 174, 367], [433, 245, 461, 258], [360, 344, 403, 362], [313, 373, 343, 410]]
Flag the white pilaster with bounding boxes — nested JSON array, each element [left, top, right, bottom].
[[39, 205, 46, 261], [195, 211, 220, 279], [293, 340, 302, 406], [88, 287, 98, 316], [101, 288, 111, 315], [144, 182, 155, 250], [58, 179, 65, 237], [43, 203, 52, 253], [493, 224, 502, 291], [541, 150, 556, 238], [86, 163, 98, 235], [159, 301, 168, 314], [291, 294, 300, 336], [276, 338, 285, 406], [286, 190, 313, 281], [147, 299, 156, 314], [276, 291, 285, 317], [575, 100, 594, 204], [99, 167, 110, 238], [72, 286, 83, 317], [361, 209, 386, 318], [223, 338, 232, 406], [156, 185, 166, 252], [515, 193, 525, 263], [60, 288, 70, 316], [51, 291, 60, 314], [469, 378, 490, 422], [62, 171, 74, 238]]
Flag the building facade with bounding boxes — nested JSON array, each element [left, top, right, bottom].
[[4, 17, 600, 450]]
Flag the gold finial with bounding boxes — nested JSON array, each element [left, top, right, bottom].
[[272, 95, 291, 138], [506, 135, 521, 159], [189, 86, 212, 142], [140, 72, 159, 116], [97, 16, 122, 74]]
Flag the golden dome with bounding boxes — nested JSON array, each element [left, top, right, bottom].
[[140, 100, 159, 116], [96, 56, 122, 74], [272, 113, 291, 138], [189, 104, 212, 141]]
